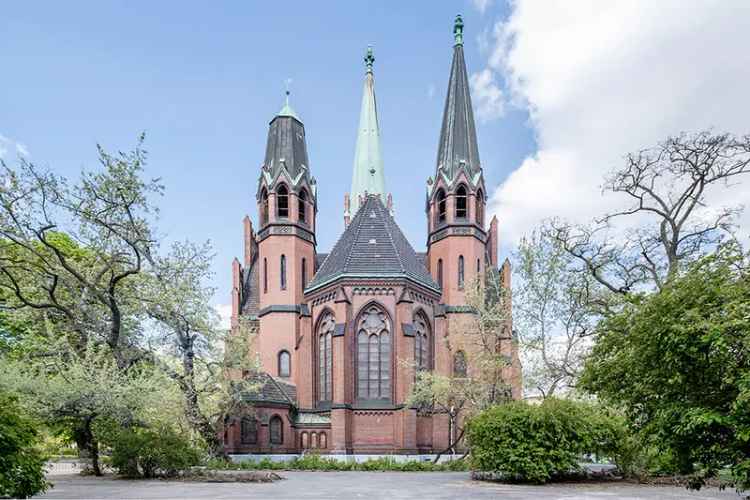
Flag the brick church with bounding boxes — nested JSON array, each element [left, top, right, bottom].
[[224, 15, 521, 455]]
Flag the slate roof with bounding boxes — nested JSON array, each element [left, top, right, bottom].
[[434, 29, 481, 186], [306, 195, 439, 293], [240, 254, 260, 318], [241, 372, 297, 406]]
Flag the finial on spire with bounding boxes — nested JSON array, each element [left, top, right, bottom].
[[453, 14, 464, 46], [364, 45, 375, 74], [277, 78, 300, 120], [284, 78, 292, 106]]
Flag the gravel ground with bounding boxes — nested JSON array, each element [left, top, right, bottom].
[[36, 471, 744, 499]]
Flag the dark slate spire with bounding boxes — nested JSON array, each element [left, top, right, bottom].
[[306, 195, 439, 293], [435, 14, 481, 185], [258, 90, 315, 195]]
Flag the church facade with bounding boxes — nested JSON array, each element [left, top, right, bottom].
[[224, 16, 521, 456]]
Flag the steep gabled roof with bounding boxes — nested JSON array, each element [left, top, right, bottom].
[[241, 372, 297, 406], [306, 195, 439, 293]]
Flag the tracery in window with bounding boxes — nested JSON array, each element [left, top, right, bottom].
[[318, 312, 335, 402], [356, 305, 391, 400], [414, 312, 431, 371]]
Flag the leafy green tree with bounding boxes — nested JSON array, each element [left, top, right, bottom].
[[580, 248, 750, 493], [0, 391, 49, 498], [0, 341, 179, 475]]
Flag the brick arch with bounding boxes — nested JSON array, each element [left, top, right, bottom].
[[412, 308, 433, 371], [353, 301, 393, 402]]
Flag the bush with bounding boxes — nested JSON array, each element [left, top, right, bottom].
[[206, 454, 469, 472], [466, 399, 623, 484], [0, 392, 49, 498], [106, 426, 201, 478]]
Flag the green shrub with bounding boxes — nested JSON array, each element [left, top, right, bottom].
[[206, 454, 469, 472], [0, 392, 49, 498], [466, 399, 624, 484], [106, 425, 201, 478]]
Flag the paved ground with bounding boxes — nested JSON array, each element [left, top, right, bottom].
[[36, 472, 744, 499]]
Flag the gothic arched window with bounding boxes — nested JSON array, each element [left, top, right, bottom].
[[298, 189, 308, 224], [277, 184, 289, 218], [301, 432, 308, 449], [437, 259, 443, 289], [453, 350, 467, 378], [240, 417, 257, 444], [318, 313, 334, 402], [269, 415, 283, 445], [455, 185, 468, 219], [320, 432, 327, 449], [263, 258, 268, 293], [458, 255, 465, 289], [278, 350, 291, 378], [476, 188, 484, 227], [436, 189, 447, 224], [414, 312, 431, 371], [280, 254, 287, 290], [356, 305, 391, 401], [260, 188, 269, 225]]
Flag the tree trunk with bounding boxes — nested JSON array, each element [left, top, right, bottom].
[[73, 417, 102, 476]]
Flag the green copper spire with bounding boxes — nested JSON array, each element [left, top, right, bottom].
[[453, 14, 464, 46], [277, 80, 300, 120], [349, 46, 385, 216]]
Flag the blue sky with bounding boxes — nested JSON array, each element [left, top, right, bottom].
[[1, 1, 535, 309], [5, 1, 749, 320]]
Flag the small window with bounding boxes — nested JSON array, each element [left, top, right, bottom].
[[320, 432, 327, 449], [263, 258, 268, 293], [277, 185, 289, 218], [260, 188, 269, 225], [269, 416, 283, 445], [477, 258, 481, 274], [455, 185, 467, 219], [301, 258, 307, 291], [453, 350, 467, 377], [278, 350, 291, 378], [280, 255, 287, 290], [311, 432, 318, 449], [437, 259, 443, 289], [458, 255, 465, 289], [298, 189, 308, 224], [476, 188, 484, 227], [241, 417, 257, 444], [436, 189, 447, 224], [301, 432, 309, 449]]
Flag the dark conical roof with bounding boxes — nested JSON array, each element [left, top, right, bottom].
[[306, 195, 439, 293], [435, 38, 481, 184]]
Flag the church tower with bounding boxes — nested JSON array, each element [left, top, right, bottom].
[[255, 92, 317, 378], [426, 15, 495, 305], [346, 47, 388, 224]]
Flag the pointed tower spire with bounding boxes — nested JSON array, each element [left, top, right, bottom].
[[349, 46, 385, 217], [435, 14, 481, 184]]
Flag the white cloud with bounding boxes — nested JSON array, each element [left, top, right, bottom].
[[487, 1, 750, 245], [15, 143, 29, 158], [469, 68, 505, 123], [214, 303, 232, 330], [472, 0, 493, 15]]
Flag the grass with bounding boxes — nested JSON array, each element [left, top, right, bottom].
[[204, 454, 470, 472]]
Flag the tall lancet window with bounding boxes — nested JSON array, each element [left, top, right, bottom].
[[280, 255, 287, 290], [277, 185, 289, 218], [414, 312, 431, 372], [455, 185, 468, 219], [458, 255, 465, 289], [260, 188, 269, 226], [356, 305, 391, 401], [317, 313, 334, 403], [298, 189, 308, 224], [436, 189, 447, 224], [476, 188, 484, 227]]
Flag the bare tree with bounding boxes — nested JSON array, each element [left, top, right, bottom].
[[553, 131, 750, 294], [0, 135, 160, 369], [514, 227, 601, 398]]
